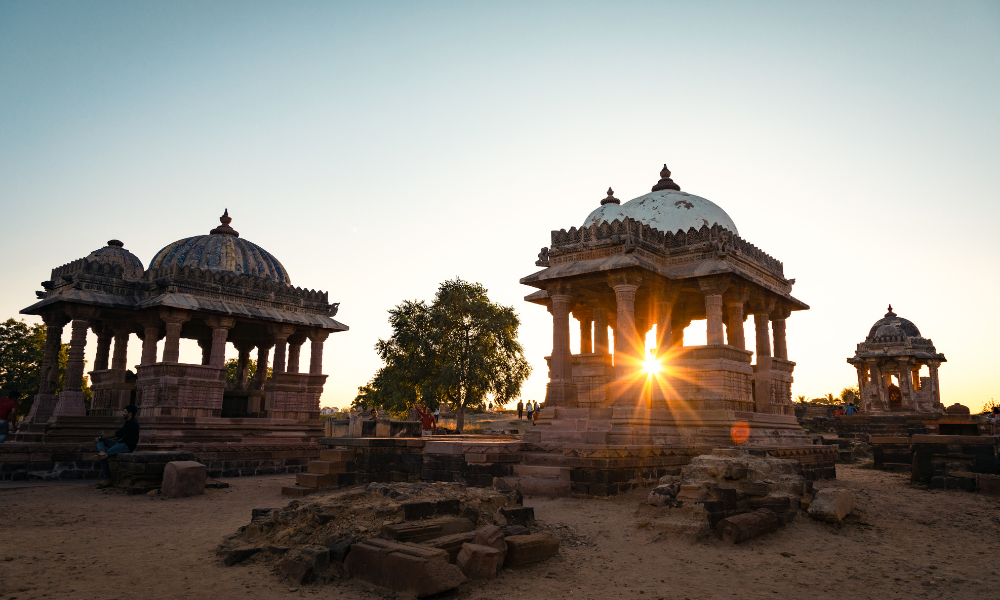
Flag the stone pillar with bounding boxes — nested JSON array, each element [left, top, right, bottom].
[[550, 294, 574, 381], [93, 330, 113, 371], [725, 301, 746, 349], [197, 339, 212, 365], [39, 318, 66, 393], [308, 330, 331, 375], [772, 318, 787, 360], [159, 309, 190, 364], [928, 361, 941, 408], [64, 320, 90, 392], [652, 283, 681, 358], [204, 316, 235, 369], [253, 343, 272, 389], [574, 310, 593, 354], [52, 318, 91, 417], [286, 331, 307, 373], [698, 277, 729, 346], [612, 284, 639, 380], [267, 324, 296, 375], [111, 329, 129, 371], [593, 308, 610, 355], [140, 321, 162, 366], [234, 341, 254, 390], [897, 358, 914, 410], [752, 312, 772, 413]]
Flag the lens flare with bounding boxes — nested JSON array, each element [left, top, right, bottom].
[[730, 420, 751, 445]]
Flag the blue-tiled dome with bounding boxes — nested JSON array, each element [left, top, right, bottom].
[[149, 211, 291, 285], [87, 240, 145, 280]]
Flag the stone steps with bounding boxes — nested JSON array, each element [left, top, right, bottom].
[[281, 448, 357, 497], [495, 476, 572, 497]]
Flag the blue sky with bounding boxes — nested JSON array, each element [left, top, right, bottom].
[[2, 1, 998, 410]]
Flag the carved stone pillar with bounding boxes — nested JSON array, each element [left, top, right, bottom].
[[286, 331, 307, 373], [593, 308, 610, 355], [698, 277, 729, 346], [928, 361, 941, 408], [39, 317, 67, 393], [725, 300, 746, 350], [268, 324, 296, 374], [234, 341, 254, 390], [752, 311, 772, 413], [612, 284, 639, 379], [111, 327, 130, 371], [652, 282, 681, 358], [159, 309, 190, 364], [253, 343, 273, 390], [550, 294, 574, 381], [197, 339, 212, 365], [64, 319, 90, 392], [140, 319, 162, 366], [772, 319, 787, 360], [574, 310, 593, 354], [205, 316, 235, 369], [93, 328, 113, 371], [897, 358, 913, 410], [754, 313, 772, 359], [308, 330, 331, 375]]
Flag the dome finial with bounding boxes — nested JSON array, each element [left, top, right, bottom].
[[886, 304, 895, 317], [210, 209, 240, 237], [107, 239, 124, 248], [651, 163, 681, 192], [601, 187, 620, 205]]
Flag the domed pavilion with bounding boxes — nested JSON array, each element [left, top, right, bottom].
[[847, 305, 945, 413], [521, 164, 815, 449], [19, 210, 348, 443]]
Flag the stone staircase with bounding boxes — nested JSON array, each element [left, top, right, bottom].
[[281, 448, 357, 497], [522, 407, 611, 445], [497, 452, 572, 497]]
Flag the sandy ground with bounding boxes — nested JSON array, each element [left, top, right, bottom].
[[1, 466, 999, 600]]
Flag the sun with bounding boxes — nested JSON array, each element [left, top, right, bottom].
[[643, 355, 662, 374]]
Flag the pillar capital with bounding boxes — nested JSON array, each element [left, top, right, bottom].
[[267, 323, 297, 339], [204, 315, 236, 330], [158, 307, 191, 324], [748, 295, 776, 316], [65, 304, 100, 321], [307, 329, 331, 343], [41, 311, 71, 328], [697, 275, 730, 296], [606, 271, 642, 290], [770, 303, 792, 321], [724, 284, 751, 309]]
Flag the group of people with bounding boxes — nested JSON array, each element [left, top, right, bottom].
[[516, 400, 541, 423], [832, 403, 858, 416]]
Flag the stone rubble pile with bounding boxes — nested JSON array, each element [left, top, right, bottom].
[[646, 448, 855, 541], [220, 481, 560, 595]]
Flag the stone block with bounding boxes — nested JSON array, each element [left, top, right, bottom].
[[299, 545, 330, 570], [344, 538, 467, 597], [381, 516, 475, 543], [224, 548, 261, 566], [320, 449, 355, 462], [161, 461, 207, 498], [503, 534, 559, 567], [421, 531, 477, 563], [807, 488, 854, 523], [296, 472, 336, 488], [279, 557, 313, 584], [500, 525, 529, 537], [717, 509, 780, 543], [308, 461, 348, 474], [474, 524, 506, 565], [457, 542, 502, 580], [499, 507, 535, 527], [328, 537, 355, 563]]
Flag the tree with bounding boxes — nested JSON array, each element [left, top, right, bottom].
[[0, 318, 90, 416], [355, 278, 532, 433], [839, 386, 860, 404], [224, 358, 271, 384]]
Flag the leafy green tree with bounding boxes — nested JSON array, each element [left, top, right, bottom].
[[0, 318, 91, 416], [224, 358, 271, 384], [839, 386, 860, 404], [355, 278, 532, 433]]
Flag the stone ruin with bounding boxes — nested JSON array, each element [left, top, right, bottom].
[[221, 481, 561, 596]]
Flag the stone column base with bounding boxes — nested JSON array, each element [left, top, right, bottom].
[[25, 393, 60, 425], [52, 391, 86, 417], [544, 380, 578, 407]]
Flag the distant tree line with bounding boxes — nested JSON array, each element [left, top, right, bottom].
[[0, 318, 92, 415]]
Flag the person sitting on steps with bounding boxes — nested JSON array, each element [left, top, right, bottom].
[[86, 404, 140, 488]]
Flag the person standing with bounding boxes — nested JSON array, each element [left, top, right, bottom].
[[0, 391, 18, 443], [517, 400, 524, 420], [526, 401, 533, 422], [87, 404, 140, 488]]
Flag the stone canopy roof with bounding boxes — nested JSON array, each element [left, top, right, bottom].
[[848, 306, 944, 364], [21, 211, 346, 333]]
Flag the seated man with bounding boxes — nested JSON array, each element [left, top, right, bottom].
[[87, 404, 140, 488], [0, 390, 18, 443]]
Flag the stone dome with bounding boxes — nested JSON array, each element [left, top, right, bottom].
[[86, 240, 145, 281], [866, 306, 921, 341], [149, 210, 291, 285], [582, 165, 739, 236]]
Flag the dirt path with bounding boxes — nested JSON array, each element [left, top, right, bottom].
[[1, 467, 998, 600]]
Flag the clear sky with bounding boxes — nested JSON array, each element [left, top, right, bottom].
[[1, 1, 997, 412]]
